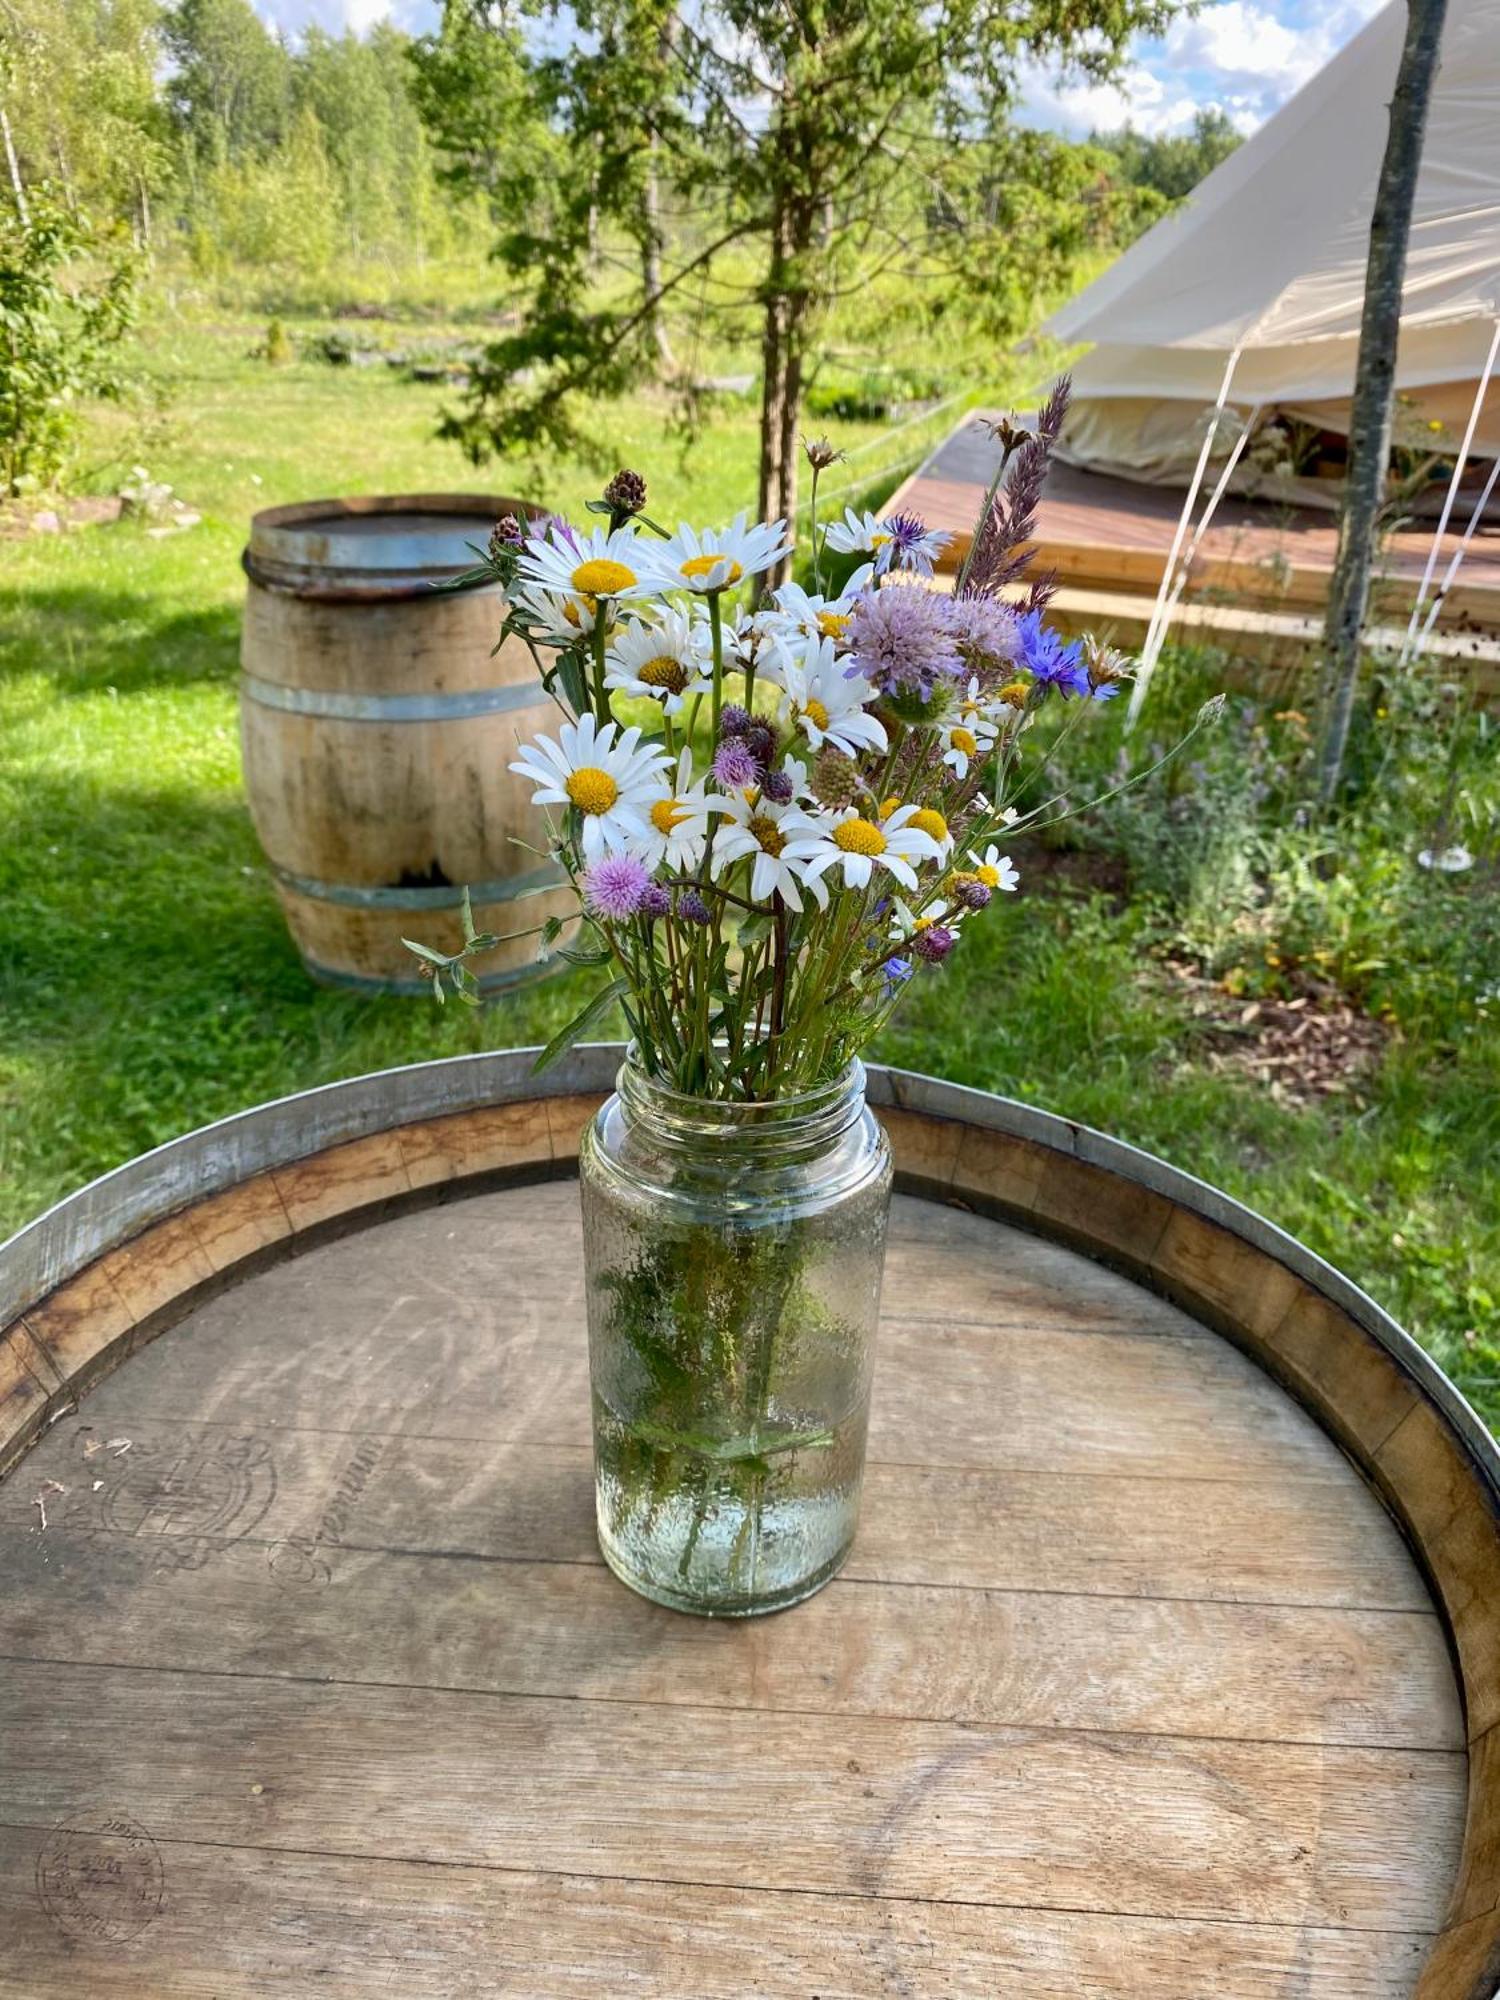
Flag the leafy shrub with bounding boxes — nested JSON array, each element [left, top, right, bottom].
[[0, 187, 139, 496]]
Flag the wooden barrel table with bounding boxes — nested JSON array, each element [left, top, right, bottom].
[[240, 494, 574, 994], [2, 1051, 1498, 1997]]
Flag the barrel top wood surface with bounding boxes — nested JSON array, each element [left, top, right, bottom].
[[2, 1051, 1499, 1998]]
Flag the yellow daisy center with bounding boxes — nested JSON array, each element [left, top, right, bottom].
[[950, 727, 978, 756], [637, 655, 689, 694], [565, 766, 620, 816], [869, 532, 892, 549], [748, 814, 785, 856], [571, 558, 636, 597], [877, 796, 902, 821], [975, 864, 1000, 887], [816, 611, 850, 639], [834, 817, 886, 857], [910, 808, 949, 843], [998, 679, 1030, 708], [681, 553, 743, 586], [650, 797, 689, 835], [801, 697, 830, 731], [562, 597, 596, 628]]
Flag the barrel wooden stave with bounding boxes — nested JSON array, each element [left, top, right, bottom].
[[2, 1056, 1499, 1996], [239, 496, 571, 992]]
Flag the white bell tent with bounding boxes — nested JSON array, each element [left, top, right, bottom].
[[1045, 0, 1500, 703]]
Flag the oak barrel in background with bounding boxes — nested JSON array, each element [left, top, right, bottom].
[[240, 494, 574, 993]]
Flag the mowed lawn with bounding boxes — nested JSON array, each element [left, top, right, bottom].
[[2, 307, 1497, 1425]]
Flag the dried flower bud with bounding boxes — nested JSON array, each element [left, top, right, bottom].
[[743, 719, 777, 769], [488, 514, 526, 560], [952, 874, 992, 912], [602, 468, 647, 516], [802, 434, 845, 472], [1080, 632, 1131, 687], [639, 882, 671, 921], [810, 746, 862, 808], [981, 413, 1028, 454], [912, 923, 956, 964], [760, 767, 795, 804], [677, 889, 712, 925]]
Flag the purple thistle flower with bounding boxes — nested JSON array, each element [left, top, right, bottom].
[[581, 854, 651, 920], [846, 586, 963, 701], [639, 882, 671, 921], [761, 766, 795, 803], [712, 738, 759, 789], [948, 593, 1020, 670], [718, 703, 750, 737], [955, 877, 992, 911], [1016, 611, 1089, 698], [743, 719, 776, 768], [678, 889, 712, 925], [912, 923, 956, 964]]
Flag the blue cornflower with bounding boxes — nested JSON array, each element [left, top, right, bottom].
[[1016, 611, 1089, 698], [881, 955, 913, 996]]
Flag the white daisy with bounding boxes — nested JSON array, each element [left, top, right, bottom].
[[645, 512, 792, 594], [823, 507, 951, 578], [785, 804, 942, 894], [711, 789, 828, 912], [516, 523, 654, 605], [509, 711, 670, 865], [724, 606, 795, 686], [510, 582, 616, 643], [773, 635, 887, 757], [883, 798, 955, 861], [632, 747, 730, 872], [604, 610, 713, 715], [888, 894, 963, 943], [768, 581, 862, 652], [939, 684, 999, 777], [967, 844, 1020, 893]]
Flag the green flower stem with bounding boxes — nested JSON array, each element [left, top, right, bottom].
[[708, 591, 725, 737], [591, 615, 609, 721]]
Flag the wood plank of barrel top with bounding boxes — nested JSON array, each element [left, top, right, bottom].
[[239, 494, 575, 994], [1, 1059, 1497, 1997]]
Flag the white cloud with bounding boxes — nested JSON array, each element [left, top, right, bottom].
[[1016, 59, 1203, 139]]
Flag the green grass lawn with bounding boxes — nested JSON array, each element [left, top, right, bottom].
[[3, 306, 1497, 1426]]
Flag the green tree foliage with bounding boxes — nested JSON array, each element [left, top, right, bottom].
[[0, 185, 139, 494], [1090, 106, 1241, 203], [412, 0, 1186, 548], [163, 0, 292, 164]]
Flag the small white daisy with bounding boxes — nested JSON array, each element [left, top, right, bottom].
[[888, 894, 963, 942], [604, 610, 713, 715], [516, 523, 654, 605], [510, 582, 616, 643], [712, 789, 828, 912], [768, 581, 862, 652], [724, 606, 795, 686], [645, 512, 792, 594], [785, 804, 942, 894], [774, 636, 887, 757], [632, 747, 730, 872], [939, 684, 999, 777], [967, 844, 1020, 892], [509, 711, 670, 865]]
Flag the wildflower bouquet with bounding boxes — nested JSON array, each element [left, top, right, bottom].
[[420, 381, 1135, 1092], [415, 381, 1216, 1615]]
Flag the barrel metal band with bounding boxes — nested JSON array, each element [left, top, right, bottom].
[[241, 672, 544, 722], [271, 862, 565, 911]]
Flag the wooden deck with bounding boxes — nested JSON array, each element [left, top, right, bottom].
[[886, 413, 1500, 686]]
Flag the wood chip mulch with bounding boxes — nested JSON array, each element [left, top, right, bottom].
[[1160, 959, 1391, 1106]]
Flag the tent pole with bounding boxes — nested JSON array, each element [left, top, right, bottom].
[[1128, 345, 1242, 730], [1400, 316, 1500, 664], [1139, 402, 1264, 680], [1412, 447, 1500, 654]]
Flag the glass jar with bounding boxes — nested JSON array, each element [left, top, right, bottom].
[[579, 1050, 893, 1617]]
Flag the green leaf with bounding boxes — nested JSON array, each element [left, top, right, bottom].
[[532, 976, 628, 1073], [401, 938, 452, 967]]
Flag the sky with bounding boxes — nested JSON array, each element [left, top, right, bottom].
[[253, 0, 1391, 139]]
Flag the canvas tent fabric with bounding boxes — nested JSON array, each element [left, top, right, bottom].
[[1046, 0, 1500, 492]]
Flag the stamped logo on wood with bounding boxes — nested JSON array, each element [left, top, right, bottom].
[[35, 1813, 164, 1944], [71, 1431, 278, 1572]]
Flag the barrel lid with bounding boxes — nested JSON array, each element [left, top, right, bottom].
[[244, 493, 540, 600]]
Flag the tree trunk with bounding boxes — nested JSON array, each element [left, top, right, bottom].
[[0, 99, 27, 225], [642, 153, 675, 373], [1317, 0, 1449, 802], [756, 187, 815, 590]]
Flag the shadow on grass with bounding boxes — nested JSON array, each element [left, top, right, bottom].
[[0, 583, 241, 698]]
